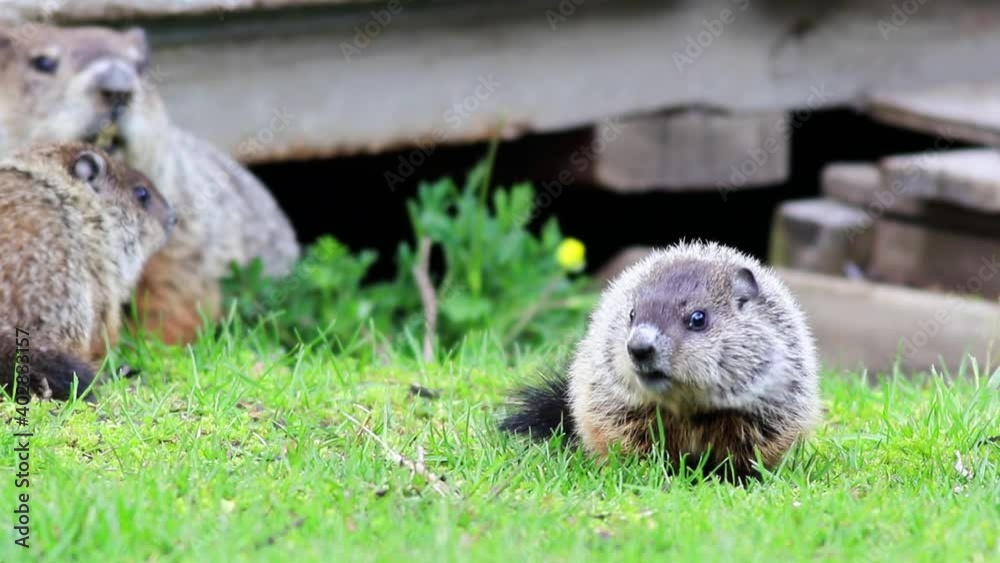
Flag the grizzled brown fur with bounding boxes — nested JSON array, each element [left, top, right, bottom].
[[0, 143, 173, 400], [0, 23, 300, 345]]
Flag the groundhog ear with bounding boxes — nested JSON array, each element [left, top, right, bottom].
[[71, 151, 106, 188], [733, 267, 760, 308]]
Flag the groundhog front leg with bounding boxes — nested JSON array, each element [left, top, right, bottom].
[[88, 304, 121, 362], [575, 408, 655, 460], [133, 254, 221, 345]]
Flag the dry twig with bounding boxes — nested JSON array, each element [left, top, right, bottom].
[[411, 236, 437, 362], [346, 412, 460, 499]]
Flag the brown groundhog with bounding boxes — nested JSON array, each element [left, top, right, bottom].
[[501, 241, 822, 481], [0, 143, 174, 401], [0, 23, 300, 345]]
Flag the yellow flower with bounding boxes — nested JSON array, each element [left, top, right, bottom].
[[556, 238, 586, 273]]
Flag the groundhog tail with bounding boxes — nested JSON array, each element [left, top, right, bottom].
[[499, 370, 575, 441], [0, 341, 97, 403]]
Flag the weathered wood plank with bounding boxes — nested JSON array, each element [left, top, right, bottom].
[[879, 149, 1000, 213], [586, 109, 789, 192], [823, 160, 1000, 238], [821, 162, 921, 215], [769, 198, 872, 276], [869, 218, 1000, 298], [11, 0, 1000, 163], [0, 0, 374, 22], [868, 81, 1000, 146]]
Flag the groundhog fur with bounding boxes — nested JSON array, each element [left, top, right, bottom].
[[0, 23, 300, 345], [0, 143, 174, 401], [501, 242, 822, 481]]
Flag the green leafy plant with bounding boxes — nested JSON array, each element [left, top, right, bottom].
[[398, 155, 592, 349], [223, 150, 594, 354], [222, 238, 392, 348]]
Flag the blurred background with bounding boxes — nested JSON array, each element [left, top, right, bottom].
[[9, 0, 998, 374]]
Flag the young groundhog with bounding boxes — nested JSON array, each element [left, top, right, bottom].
[[0, 23, 300, 344], [502, 242, 822, 480], [0, 143, 174, 401]]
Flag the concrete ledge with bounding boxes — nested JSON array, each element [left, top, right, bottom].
[[779, 268, 1000, 376]]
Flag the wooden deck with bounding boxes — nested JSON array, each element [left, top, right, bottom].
[[0, 0, 377, 22], [5, 0, 1000, 164], [870, 82, 1000, 146]]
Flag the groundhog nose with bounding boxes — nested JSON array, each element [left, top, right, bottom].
[[627, 341, 654, 363], [97, 65, 136, 108], [627, 329, 657, 363]]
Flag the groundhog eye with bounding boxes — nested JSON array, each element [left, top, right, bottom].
[[133, 185, 151, 208], [687, 310, 707, 331], [29, 54, 59, 74], [629, 308, 636, 323]]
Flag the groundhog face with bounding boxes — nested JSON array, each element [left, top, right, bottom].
[[616, 259, 778, 411], [70, 148, 175, 232], [0, 24, 165, 157], [63, 145, 175, 284]]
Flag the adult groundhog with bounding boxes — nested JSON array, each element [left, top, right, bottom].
[[0, 143, 174, 401], [0, 23, 300, 344], [501, 241, 822, 480]]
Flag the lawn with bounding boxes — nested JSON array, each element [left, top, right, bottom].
[[0, 317, 997, 563]]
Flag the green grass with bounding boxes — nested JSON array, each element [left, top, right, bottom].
[[0, 318, 997, 563]]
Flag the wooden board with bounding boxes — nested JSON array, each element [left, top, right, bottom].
[[588, 109, 789, 192], [869, 81, 1000, 146], [822, 162, 901, 210], [869, 218, 1000, 299], [879, 149, 1000, 213], [0, 0, 377, 22], [769, 198, 872, 276], [10, 0, 1000, 163], [822, 160, 1000, 238]]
